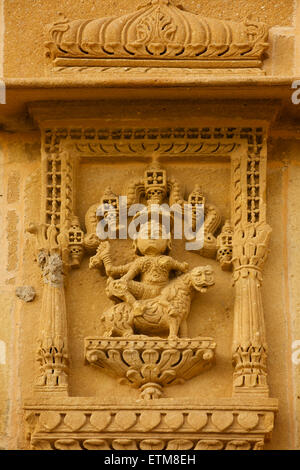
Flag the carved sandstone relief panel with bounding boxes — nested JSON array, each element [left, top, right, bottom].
[[22, 116, 278, 449], [69, 162, 233, 400]]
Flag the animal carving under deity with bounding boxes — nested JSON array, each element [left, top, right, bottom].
[[90, 220, 215, 339]]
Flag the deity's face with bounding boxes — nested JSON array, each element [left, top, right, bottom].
[[135, 222, 171, 255]]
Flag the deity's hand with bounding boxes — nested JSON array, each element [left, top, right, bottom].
[[120, 273, 130, 282], [89, 253, 102, 269], [89, 241, 111, 269], [84, 233, 100, 252]]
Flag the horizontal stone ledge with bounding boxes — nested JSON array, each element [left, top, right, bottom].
[[25, 406, 278, 439], [4, 77, 294, 89], [29, 436, 267, 450], [24, 396, 279, 409]]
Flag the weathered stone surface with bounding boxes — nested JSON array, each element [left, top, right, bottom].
[[15, 286, 36, 302]]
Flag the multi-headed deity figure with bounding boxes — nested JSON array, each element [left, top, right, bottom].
[[90, 219, 215, 338]]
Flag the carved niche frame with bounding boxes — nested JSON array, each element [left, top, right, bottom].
[[24, 101, 279, 451]]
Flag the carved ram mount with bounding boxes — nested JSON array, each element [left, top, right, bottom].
[[85, 263, 216, 398]]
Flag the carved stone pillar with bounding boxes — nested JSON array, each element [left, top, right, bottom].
[[28, 224, 69, 393], [28, 131, 81, 395], [231, 133, 271, 396]]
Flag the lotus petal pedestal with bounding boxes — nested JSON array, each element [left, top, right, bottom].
[[85, 337, 216, 399]]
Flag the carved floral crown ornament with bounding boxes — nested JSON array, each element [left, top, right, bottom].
[[46, 0, 269, 72]]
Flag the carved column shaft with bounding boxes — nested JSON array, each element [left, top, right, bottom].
[[36, 251, 68, 390], [32, 130, 78, 394], [231, 134, 271, 395]]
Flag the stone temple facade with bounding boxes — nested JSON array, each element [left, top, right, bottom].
[[0, 0, 300, 451]]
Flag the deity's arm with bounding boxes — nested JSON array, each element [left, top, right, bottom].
[[105, 260, 133, 278], [89, 241, 133, 278], [120, 259, 142, 281], [169, 257, 189, 273]]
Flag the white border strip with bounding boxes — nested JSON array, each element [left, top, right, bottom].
[[0, 340, 6, 365], [0, 0, 5, 103]]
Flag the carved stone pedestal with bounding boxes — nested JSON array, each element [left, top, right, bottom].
[[85, 337, 216, 399]]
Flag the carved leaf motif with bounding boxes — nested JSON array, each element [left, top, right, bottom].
[[92, 349, 129, 378], [171, 349, 196, 378], [211, 411, 234, 431], [126, 369, 142, 385], [54, 439, 82, 450], [225, 440, 251, 450], [263, 412, 274, 432], [140, 439, 165, 450], [233, 374, 244, 387], [39, 411, 62, 431], [253, 440, 265, 450], [140, 364, 161, 382], [136, 10, 176, 50], [237, 412, 259, 430], [187, 411, 208, 431], [31, 439, 53, 450], [112, 439, 138, 450], [195, 440, 223, 450], [166, 439, 194, 450], [164, 412, 184, 430], [139, 411, 162, 431], [64, 412, 86, 431], [90, 411, 112, 431], [158, 349, 181, 369], [115, 411, 137, 430], [159, 369, 177, 384], [123, 349, 142, 368], [142, 349, 160, 364], [83, 439, 110, 450]]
